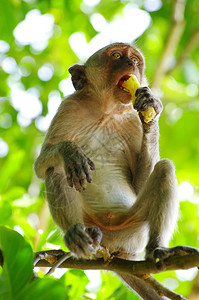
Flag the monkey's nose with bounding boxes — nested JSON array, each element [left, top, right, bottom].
[[126, 58, 135, 67]]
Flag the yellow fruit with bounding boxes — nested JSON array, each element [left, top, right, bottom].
[[141, 107, 156, 123], [121, 75, 140, 104], [121, 75, 156, 123]]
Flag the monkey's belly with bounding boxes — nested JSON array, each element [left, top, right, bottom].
[[81, 164, 136, 227]]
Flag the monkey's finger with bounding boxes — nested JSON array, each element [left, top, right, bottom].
[[65, 167, 74, 187], [74, 163, 88, 189], [136, 98, 154, 112], [83, 163, 93, 183], [80, 178, 87, 190], [73, 179, 83, 192], [67, 175, 73, 188], [135, 86, 150, 97], [87, 157, 95, 170], [69, 168, 82, 191], [77, 172, 87, 189], [153, 248, 167, 271], [86, 226, 103, 245], [74, 163, 86, 178], [134, 90, 150, 103], [75, 226, 93, 244], [75, 242, 97, 257], [134, 95, 151, 111], [135, 89, 151, 104], [65, 224, 93, 253], [74, 232, 98, 256]]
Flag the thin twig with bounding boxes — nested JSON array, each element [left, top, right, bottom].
[[34, 249, 66, 267], [46, 252, 72, 276]]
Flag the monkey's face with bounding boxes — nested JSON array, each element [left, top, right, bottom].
[[86, 43, 146, 104], [69, 43, 147, 105]]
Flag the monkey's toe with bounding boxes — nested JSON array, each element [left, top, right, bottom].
[[64, 223, 102, 258], [86, 226, 103, 245]]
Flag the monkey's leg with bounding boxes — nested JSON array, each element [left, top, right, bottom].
[[146, 159, 178, 258], [45, 167, 84, 230], [137, 160, 198, 266], [45, 168, 102, 258], [130, 159, 179, 259]]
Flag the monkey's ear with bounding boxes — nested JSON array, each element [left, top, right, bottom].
[[69, 64, 87, 91]]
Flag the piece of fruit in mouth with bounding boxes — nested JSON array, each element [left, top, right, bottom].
[[118, 74, 140, 103], [118, 74, 156, 123]]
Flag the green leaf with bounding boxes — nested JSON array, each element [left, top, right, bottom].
[[0, 151, 25, 192], [0, 226, 33, 299], [65, 269, 89, 299], [0, 227, 68, 300], [17, 278, 69, 300], [0, 0, 18, 42], [0, 202, 12, 224], [1, 186, 26, 202]]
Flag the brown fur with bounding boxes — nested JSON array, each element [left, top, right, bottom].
[[35, 43, 178, 299]]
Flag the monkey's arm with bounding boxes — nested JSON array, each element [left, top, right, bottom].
[[132, 87, 163, 193], [34, 142, 68, 179], [34, 99, 95, 190], [34, 100, 74, 179]]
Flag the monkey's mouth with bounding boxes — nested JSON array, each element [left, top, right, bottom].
[[118, 75, 131, 94]]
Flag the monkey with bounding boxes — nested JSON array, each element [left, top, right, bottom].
[[34, 43, 193, 299]]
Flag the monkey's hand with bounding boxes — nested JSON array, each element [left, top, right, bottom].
[[64, 223, 102, 259], [134, 87, 163, 123], [59, 141, 95, 191]]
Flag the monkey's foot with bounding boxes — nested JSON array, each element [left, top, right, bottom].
[[150, 246, 199, 270], [64, 223, 102, 259]]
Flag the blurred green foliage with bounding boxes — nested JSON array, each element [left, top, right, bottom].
[[0, 0, 199, 299]]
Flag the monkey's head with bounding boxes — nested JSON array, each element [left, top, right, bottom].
[[69, 43, 147, 104]]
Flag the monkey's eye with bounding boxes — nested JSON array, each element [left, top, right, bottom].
[[131, 57, 139, 64], [112, 52, 121, 59]]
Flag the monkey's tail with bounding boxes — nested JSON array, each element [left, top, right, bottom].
[[118, 273, 162, 300]]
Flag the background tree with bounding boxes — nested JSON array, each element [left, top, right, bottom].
[[0, 0, 199, 299]]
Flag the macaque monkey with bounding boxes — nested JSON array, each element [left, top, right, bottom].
[[35, 43, 182, 299]]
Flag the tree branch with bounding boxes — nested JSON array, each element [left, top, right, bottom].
[[152, 0, 186, 90], [34, 250, 199, 275], [33, 249, 199, 300], [1, 247, 198, 299], [143, 276, 186, 300]]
